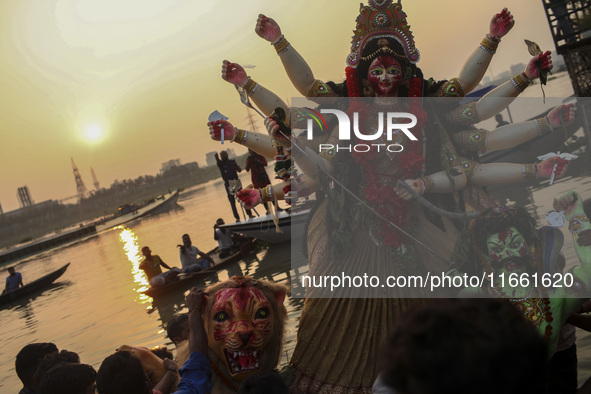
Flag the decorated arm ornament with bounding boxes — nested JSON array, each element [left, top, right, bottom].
[[552, 191, 591, 310], [470, 156, 569, 186], [483, 104, 573, 153], [255, 14, 316, 96], [449, 102, 571, 155], [208, 119, 278, 159], [457, 8, 514, 94], [236, 174, 319, 209], [221, 60, 289, 117], [442, 52, 553, 134], [470, 51, 551, 122], [480, 116, 551, 153]]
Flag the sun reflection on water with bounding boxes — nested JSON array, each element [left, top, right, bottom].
[[116, 226, 151, 303]]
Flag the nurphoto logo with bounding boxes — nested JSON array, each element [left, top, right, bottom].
[[305, 108, 418, 153]]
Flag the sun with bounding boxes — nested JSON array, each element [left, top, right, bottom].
[[84, 124, 105, 143]]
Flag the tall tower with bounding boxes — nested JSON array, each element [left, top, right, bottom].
[[17, 186, 34, 208], [245, 107, 259, 133], [91, 167, 100, 191], [71, 158, 88, 202]]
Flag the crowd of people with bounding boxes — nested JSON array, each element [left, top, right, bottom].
[[13, 286, 294, 394]]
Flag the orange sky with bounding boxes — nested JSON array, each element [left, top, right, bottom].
[[0, 0, 559, 212]]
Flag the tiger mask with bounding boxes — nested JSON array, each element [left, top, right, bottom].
[[204, 276, 287, 386]]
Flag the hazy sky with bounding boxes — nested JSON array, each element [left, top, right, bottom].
[[0, 0, 558, 212]]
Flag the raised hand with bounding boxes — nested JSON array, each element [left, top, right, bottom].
[[489, 8, 514, 39], [256, 14, 282, 43], [208, 120, 236, 141], [553, 191, 583, 220], [524, 51, 553, 79], [186, 287, 207, 312], [236, 188, 261, 209], [538, 156, 569, 179], [221, 60, 248, 87], [547, 104, 575, 128]]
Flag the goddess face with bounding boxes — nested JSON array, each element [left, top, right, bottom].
[[367, 55, 402, 97], [486, 226, 532, 276]]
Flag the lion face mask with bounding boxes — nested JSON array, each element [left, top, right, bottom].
[[204, 276, 287, 381]]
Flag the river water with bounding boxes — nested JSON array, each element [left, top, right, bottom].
[[1, 73, 590, 391]]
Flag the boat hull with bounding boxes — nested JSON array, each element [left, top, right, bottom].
[[0, 263, 70, 306], [217, 209, 310, 244]]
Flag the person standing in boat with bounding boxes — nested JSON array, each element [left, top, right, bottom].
[[178, 234, 211, 273], [139, 246, 180, 287], [215, 150, 255, 222], [245, 149, 273, 214], [3, 267, 24, 294]]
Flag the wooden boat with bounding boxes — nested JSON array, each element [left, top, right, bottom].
[[0, 263, 70, 306], [143, 237, 256, 297], [217, 209, 310, 244]]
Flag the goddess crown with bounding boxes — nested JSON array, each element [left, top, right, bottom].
[[346, 0, 420, 68]]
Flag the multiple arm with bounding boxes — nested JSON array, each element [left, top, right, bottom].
[[211, 9, 577, 212], [479, 103, 573, 153], [253, 9, 514, 99], [398, 154, 569, 199], [471, 51, 552, 122]]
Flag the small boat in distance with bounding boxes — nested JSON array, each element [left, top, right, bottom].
[[0, 263, 70, 307], [95, 189, 180, 232]]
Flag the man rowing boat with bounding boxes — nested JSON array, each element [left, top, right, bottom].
[[3, 267, 24, 294]]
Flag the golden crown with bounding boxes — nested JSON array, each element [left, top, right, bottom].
[[346, 0, 420, 68]]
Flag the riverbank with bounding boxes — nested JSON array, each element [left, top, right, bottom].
[[0, 151, 252, 250]]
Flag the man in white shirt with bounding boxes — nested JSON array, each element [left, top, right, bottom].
[[178, 234, 211, 273], [213, 218, 234, 259]]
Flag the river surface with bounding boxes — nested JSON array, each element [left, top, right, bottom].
[[2, 73, 591, 391]]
